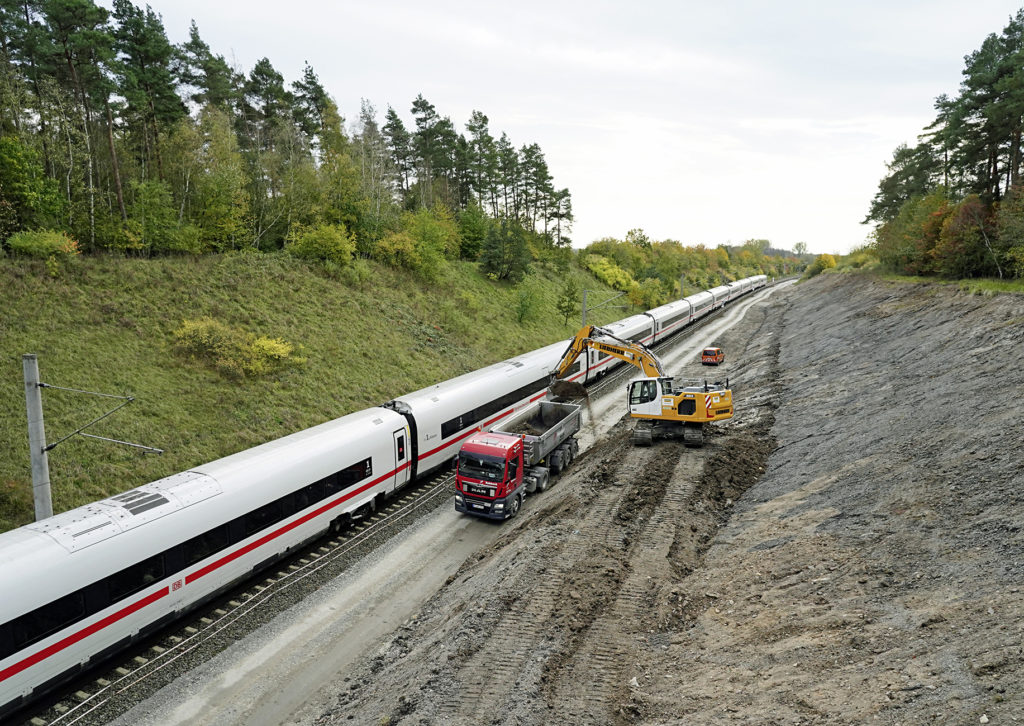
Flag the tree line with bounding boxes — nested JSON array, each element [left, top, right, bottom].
[[865, 9, 1024, 279], [0, 0, 572, 269], [575, 231, 800, 310]]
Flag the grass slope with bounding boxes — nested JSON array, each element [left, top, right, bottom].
[[0, 254, 622, 532]]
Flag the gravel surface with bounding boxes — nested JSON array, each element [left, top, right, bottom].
[[296, 274, 1024, 725]]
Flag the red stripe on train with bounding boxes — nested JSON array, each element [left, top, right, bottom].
[[0, 588, 168, 683]]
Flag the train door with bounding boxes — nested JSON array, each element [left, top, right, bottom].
[[393, 428, 410, 490]]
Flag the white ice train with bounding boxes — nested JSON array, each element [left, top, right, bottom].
[[0, 274, 767, 717]]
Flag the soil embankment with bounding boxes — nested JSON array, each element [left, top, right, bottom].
[[305, 274, 1024, 725]]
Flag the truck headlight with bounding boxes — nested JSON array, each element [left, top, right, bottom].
[[455, 494, 463, 503], [494, 503, 504, 511]]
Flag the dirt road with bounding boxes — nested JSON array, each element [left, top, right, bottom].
[[300, 274, 1024, 725]]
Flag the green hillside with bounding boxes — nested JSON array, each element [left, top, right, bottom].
[[0, 254, 622, 532]]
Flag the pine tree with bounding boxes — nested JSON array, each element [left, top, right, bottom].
[[555, 277, 580, 325], [382, 105, 412, 200], [480, 218, 530, 282]]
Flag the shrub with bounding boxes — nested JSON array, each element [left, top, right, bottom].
[[373, 231, 420, 269], [513, 279, 537, 323], [405, 206, 461, 260], [334, 257, 371, 286], [836, 245, 879, 271], [118, 180, 201, 255], [174, 317, 305, 378], [7, 229, 80, 259], [286, 222, 356, 266], [580, 253, 634, 291], [372, 229, 443, 280], [802, 253, 837, 279]]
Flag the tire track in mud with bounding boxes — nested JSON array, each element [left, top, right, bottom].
[[434, 435, 651, 724], [546, 443, 703, 725], [543, 301, 783, 725]]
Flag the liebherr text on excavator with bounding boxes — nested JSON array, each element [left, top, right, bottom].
[[552, 325, 733, 446]]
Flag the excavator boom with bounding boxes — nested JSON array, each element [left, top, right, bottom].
[[553, 325, 666, 379]]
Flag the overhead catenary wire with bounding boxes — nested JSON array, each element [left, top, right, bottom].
[[35, 381, 161, 454]]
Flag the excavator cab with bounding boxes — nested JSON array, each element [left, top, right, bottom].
[[628, 377, 674, 417]]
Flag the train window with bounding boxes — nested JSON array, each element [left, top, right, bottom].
[[337, 458, 372, 489], [227, 517, 246, 546], [441, 415, 465, 439], [663, 309, 688, 327], [8, 591, 86, 652], [244, 500, 285, 537], [319, 472, 339, 496], [292, 479, 325, 512], [279, 492, 298, 519], [183, 526, 230, 566], [397, 435, 406, 459], [440, 376, 549, 440], [108, 554, 166, 602], [0, 622, 11, 660]]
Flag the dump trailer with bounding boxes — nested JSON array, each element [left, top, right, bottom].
[[455, 400, 581, 520]]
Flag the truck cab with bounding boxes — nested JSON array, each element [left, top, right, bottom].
[[455, 433, 524, 519]]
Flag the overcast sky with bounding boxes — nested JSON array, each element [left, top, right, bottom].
[[137, 0, 1023, 255]]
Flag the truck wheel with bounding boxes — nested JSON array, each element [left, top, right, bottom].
[[508, 494, 521, 518], [549, 450, 564, 474]]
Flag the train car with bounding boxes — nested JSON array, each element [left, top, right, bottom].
[[583, 314, 655, 381], [751, 274, 768, 289], [726, 278, 750, 300], [684, 290, 715, 322], [708, 284, 732, 310], [0, 407, 411, 719], [646, 298, 693, 345], [383, 340, 566, 478]]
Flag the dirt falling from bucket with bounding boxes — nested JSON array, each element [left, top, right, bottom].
[[550, 379, 596, 430], [550, 380, 589, 399]]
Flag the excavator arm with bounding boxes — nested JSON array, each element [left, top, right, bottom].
[[553, 325, 666, 379]]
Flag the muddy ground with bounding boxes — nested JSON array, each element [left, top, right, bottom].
[[303, 274, 1024, 726]]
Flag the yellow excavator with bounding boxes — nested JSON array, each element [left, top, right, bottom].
[[552, 325, 733, 446]]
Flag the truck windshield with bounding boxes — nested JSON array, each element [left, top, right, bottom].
[[458, 452, 505, 482]]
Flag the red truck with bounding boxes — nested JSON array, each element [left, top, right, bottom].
[[455, 400, 581, 520]]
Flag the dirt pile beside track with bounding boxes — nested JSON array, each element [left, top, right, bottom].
[[305, 274, 1024, 725]]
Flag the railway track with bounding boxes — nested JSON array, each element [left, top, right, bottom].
[[15, 472, 454, 726]]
